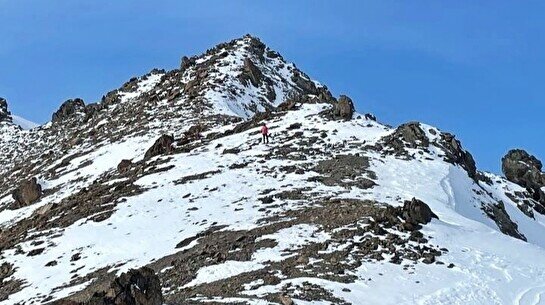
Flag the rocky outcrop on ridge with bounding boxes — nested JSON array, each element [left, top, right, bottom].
[[502, 149, 545, 205], [0, 98, 12, 123], [52, 98, 86, 123]]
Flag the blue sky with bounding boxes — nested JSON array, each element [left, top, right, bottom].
[[0, 0, 543, 173]]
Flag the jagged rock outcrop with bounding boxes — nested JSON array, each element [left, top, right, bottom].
[[70, 267, 163, 305], [436, 133, 477, 179], [402, 198, 438, 225], [502, 149, 545, 203], [0, 98, 12, 123], [144, 135, 175, 160], [382, 123, 476, 179], [483, 202, 527, 241], [383, 122, 429, 152], [11, 177, 42, 209], [52, 98, 86, 123], [332, 95, 355, 120]]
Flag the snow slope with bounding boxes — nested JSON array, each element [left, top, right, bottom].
[[1, 35, 545, 305], [11, 115, 38, 130]]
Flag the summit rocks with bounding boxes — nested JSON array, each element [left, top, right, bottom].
[[503, 149, 545, 203], [52, 98, 86, 123]]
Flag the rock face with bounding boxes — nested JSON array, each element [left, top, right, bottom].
[[402, 198, 438, 225], [11, 177, 42, 209], [332, 95, 355, 120], [242, 58, 263, 87], [437, 133, 477, 179], [144, 135, 175, 160], [502, 149, 545, 203], [52, 98, 86, 123], [86, 267, 163, 305], [0, 98, 12, 123]]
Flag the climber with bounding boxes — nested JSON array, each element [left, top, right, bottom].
[[261, 123, 269, 144]]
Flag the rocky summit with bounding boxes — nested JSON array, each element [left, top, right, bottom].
[[1, 35, 545, 305]]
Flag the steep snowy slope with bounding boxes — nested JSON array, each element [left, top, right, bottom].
[[12, 115, 38, 130], [1, 35, 545, 305]]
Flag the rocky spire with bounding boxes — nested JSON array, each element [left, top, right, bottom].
[[0, 97, 13, 123]]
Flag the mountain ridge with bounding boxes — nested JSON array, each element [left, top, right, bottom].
[[1, 35, 545, 305]]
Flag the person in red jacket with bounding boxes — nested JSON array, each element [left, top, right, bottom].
[[261, 123, 269, 144]]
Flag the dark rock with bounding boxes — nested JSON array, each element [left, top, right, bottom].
[[402, 198, 438, 225], [381, 122, 430, 156], [12, 177, 42, 209], [222, 148, 241, 155], [332, 95, 355, 120], [180, 56, 196, 73], [0, 263, 14, 280], [117, 159, 133, 174], [86, 267, 163, 305], [364, 113, 377, 121], [483, 202, 527, 241], [502, 149, 545, 204], [242, 58, 264, 87], [0, 97, 12, 123], [291, 70, 320, 96], [52, 98, 86, 123], [436, 133, 477, 179], [27, 248, 45, 256], [71, 253, 82, 262], [144, 135, 174, 160], [287, 123, 302, 130]]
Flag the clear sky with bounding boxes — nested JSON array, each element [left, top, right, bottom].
[[0, 0, 543, 173]]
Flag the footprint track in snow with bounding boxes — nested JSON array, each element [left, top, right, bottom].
[[515, 285, 545, 305]]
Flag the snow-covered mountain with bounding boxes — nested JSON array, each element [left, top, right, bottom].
[[1, 35, 545, 305]]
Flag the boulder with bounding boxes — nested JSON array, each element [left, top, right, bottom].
[[402, 198, 438, 225], [52, 98, 86, 123], [502, 149, 545, 203], [12, 177, 42, 209], [332, 95, 355, 120], [144, 135, 175, 160], [117, 159, 133, 174], [86, 267, 163, 305]]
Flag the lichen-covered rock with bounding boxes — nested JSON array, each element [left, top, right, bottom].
[[12, 177, 42, 209], [332, 95, 355, 120], [402, 198, 438, 225], [502, 149, 545, 203], [144, 135, 174, 160], [52, 98, 86, 123]]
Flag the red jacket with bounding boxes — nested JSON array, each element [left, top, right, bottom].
[[261, 125, 269, 135]]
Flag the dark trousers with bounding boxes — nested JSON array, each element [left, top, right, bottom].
[[262, 134, 269, 144]]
